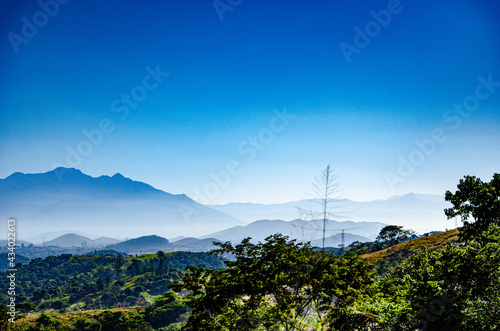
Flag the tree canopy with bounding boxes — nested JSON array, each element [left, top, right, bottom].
[[375, 225, 416, 249], [445, 173, 500, 242], [171, 234, 375, 330]]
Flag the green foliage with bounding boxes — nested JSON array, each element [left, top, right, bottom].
[[171, 234, 375, 330], [114, 255, 124, 279], [378, 225, 500, 330], [361, 229, 459, 275], [346, 225, 417, 259], [0, 254, 30, 272], [37, 313, 63, 329], [376, 225, 416, 249], [346, 241, 376, 256], [0, 305, 10, 331], [445, 173, 500, 242], [99, 310, 155, 331], [143, 292, 189, 328], [74, 316, 101, 331], [16, 302, 36, 315], [0, 251, 224, 312], [127, 258, 143, 276]]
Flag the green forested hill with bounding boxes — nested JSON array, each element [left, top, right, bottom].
[[0, 251, 224, 312], [0, 253, 30, 271]]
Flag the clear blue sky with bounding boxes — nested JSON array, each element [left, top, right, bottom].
[[1, 0, 499, 204]]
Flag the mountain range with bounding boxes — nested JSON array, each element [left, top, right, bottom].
[[209, 193, 453, 233], [0, 168, 455, 242], [200, 219, 385, 244], [0, 167, 243, 238]]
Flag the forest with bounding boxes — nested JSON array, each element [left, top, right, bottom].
[[1, 173, 499, 330]]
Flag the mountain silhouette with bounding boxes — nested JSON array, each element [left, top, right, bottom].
[[0, 168, 243, 238]]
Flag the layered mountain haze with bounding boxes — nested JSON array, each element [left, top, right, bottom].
[[41, 233, 119, 248], [103, 235, 221, 254], [209, 193, 453, 233], [201, 219, 385, 246], [309, 233, 373, 248], [0, 168, 243, 238], [22, 230, 100, 244], [1, 168, 454, 243]]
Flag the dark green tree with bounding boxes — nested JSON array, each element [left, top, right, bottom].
[[100, 310, 154, 331], [0, 305, 10, 330], [114, 255, 124, 279], [128, 258, 142, 276], [171, 234, 375, 330], [375, 225, 416, 249], [380, 225, 500, 330], [143, 291, 188, 328], [346, 241, 376, 256], [445, 173, 500, 242], [51, 300, 64, 310], [74, 316, 101, 331], [16, 301, 36, 315], [157, 251, 166, 276]]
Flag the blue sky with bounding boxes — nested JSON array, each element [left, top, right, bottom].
[[1, 0, 499, 204]]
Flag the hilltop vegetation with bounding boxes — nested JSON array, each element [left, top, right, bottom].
[[361, 228, 459, 274]]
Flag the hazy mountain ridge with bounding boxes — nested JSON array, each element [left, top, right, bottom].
[[42, 233, 119, 248], [105, 235, 170, 254], [209, 193, 451, 233], [1, 168, 453, 242], [201, 218, 385, 245], [0, 168, 244, 238], [103, 235, 221, 254], [310, 233, 375, 248], [1, 168, 166, 200]]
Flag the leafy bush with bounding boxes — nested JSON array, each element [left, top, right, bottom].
[[74, 316, 100, 331]]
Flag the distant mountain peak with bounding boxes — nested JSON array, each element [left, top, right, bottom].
[[50, 167, 85, 177], [0, 168, 244, 238], [385, 193, 444, 202], [53, 167, 80, 173], [105, 235, 170, 253]]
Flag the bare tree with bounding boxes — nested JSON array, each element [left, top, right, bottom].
[[297, 165, 345, 251]]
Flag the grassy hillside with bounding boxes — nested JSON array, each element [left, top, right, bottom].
[[361, 228, 459, 273]]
